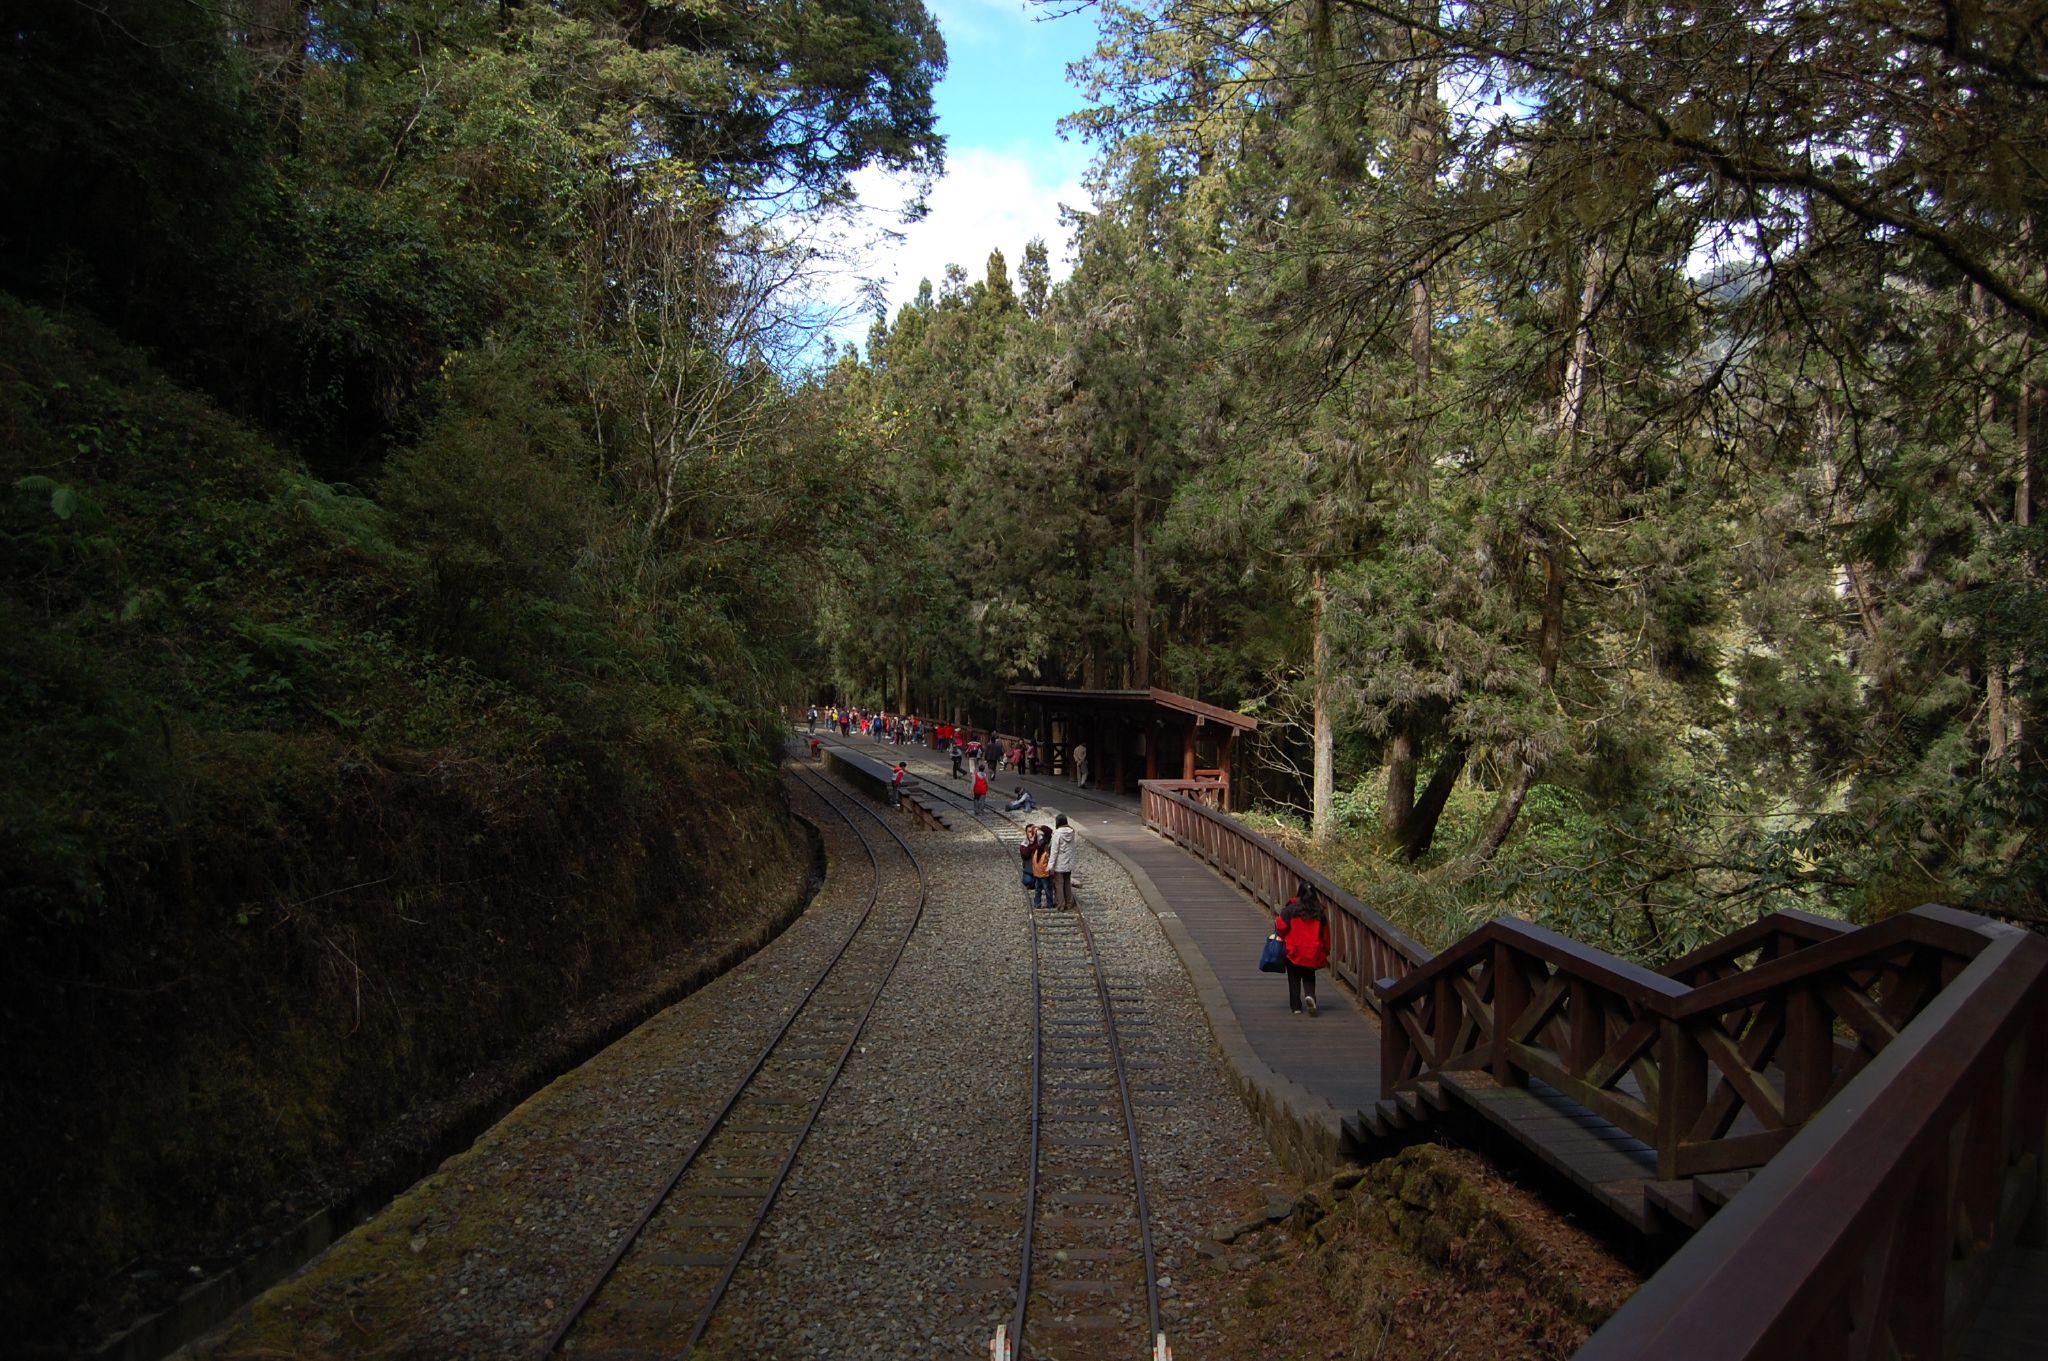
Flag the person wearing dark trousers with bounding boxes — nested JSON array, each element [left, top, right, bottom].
[[891, 761, 907, 809], [1275, 881, 1332, 1015], [1031, 826, 1055, 909], [1049, 814, 1078, 909]]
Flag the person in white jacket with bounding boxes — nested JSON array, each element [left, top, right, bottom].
[[1049, 814, 1079, 909]]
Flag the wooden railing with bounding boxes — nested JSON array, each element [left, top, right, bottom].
[[1379, 906, 2015, 1179], [1140, 781, 1429, 1004], [1575, 918, 2047, 1361], [1131, 782, 2048, 1358]]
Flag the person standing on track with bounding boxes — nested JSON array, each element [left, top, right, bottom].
[[951, 740, 965, 780], [972, 764, 989, 814], [1275, 881, 1332, 1015], [1018, 823, 1039, 900], [1049, 813, 1078, 909], [1031, 825, 1055, 909]]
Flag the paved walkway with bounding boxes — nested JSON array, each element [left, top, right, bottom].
[[822, 734, 1377, 1169]]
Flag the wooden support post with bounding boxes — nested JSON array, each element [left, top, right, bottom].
[[2024, 1001, 2048, 1247], [1220, 730, 1235, 810], [1782, 984, 1832, 1124], [1145, 724, 1158, 779], [1381, 985, 1410, 1096], [1182, 724, 1197, 780], [1493, 943, 1529, 1087], [1568, 980, 1601, 1077], [1657, 1020, 1709, 1180], [1885, 1151, 1949, 1359], [1433, 974, 1459, 1070]]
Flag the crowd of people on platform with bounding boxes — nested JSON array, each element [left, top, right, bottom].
[[803, 704, 1076, 799], [802, 700, 1325, 1019], [803, 701, 1089, 909]]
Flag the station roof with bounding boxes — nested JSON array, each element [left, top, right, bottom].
[[1007, 685, 1258, 732]]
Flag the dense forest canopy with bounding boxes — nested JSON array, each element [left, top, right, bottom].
[[811, 0, 2046, 950], [0, 0, 2041, 1344]]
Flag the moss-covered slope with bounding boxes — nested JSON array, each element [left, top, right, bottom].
[[0, 296, 804, 1344]]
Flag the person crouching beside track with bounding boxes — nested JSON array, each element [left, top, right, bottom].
[[1004, 786, 1035, 812], [1275, 882, 1332, 1015]]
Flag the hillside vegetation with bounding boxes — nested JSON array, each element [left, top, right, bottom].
[[1, 0, 940, 1343]]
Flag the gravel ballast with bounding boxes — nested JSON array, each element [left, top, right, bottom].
[[187, 761, 1304, 1361]]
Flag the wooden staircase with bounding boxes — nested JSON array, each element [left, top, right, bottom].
[[1343, 1079, 1450, 1155], [1372, 907, 2039, 1247], [1138, 780, 2048, 1359]]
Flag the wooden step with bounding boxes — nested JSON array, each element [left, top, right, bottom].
[[1438, 1074, 1659, 1234], [1644, 1179, 1705, 1229], [1695, 1170, 1752, 1209]]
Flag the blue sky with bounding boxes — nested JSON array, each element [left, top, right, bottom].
[[820, 0, 1102, 332]]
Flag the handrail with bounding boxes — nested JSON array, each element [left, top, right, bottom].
[[1139, 780, 1429, 1007], [1379, 917, 1690, 1009], [1659, 909, 1851, 984], [1377, 903, 2007, 1178], [1573, 924, 2048, 1361]]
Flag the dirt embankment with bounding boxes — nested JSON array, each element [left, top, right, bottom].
[[1206, 1144, 1643, 1359]]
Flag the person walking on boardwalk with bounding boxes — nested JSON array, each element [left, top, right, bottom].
[[1049, 814, 1078, 909], [972, 765, 989, 814], [1275, 882, 1332, 1015]]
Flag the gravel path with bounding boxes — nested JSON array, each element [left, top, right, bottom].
[[189, 763, 1294, 1361]]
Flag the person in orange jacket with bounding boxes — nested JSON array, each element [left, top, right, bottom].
[[1276, 881, 1332, 1015]]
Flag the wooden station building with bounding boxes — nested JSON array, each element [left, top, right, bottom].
[[1007, 685, 1257, 810]]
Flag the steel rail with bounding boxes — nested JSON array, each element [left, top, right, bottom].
[[1007, 878, 1046, 1355], [846, 736, 1166, 1358], [539, 766, 928, 1359]]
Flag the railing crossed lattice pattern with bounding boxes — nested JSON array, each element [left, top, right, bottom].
[[1138, 780, 2048, 1361]]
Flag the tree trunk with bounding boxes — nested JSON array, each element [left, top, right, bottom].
[[2015, 374, 2034, 766], [1401, 739, 1468, 861], [1383, 729, 1417, 844], [1312, 574, 1335, 837], [1404, 62, 1439, 495], [1132, 428, 1151, 686], [1455, 534, 1567, 874]]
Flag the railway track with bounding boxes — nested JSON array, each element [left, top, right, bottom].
[[538, 767, 928, 1359], [811, 734, 1171, 1360]]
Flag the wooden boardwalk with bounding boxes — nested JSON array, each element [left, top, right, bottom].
[[1073, 795, 1384, 1116]]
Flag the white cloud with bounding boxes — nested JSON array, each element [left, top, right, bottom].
[[808, 146, 1091, 348]]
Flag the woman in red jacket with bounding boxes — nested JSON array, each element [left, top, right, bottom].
[[1275, 881, 1332, 1016]]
